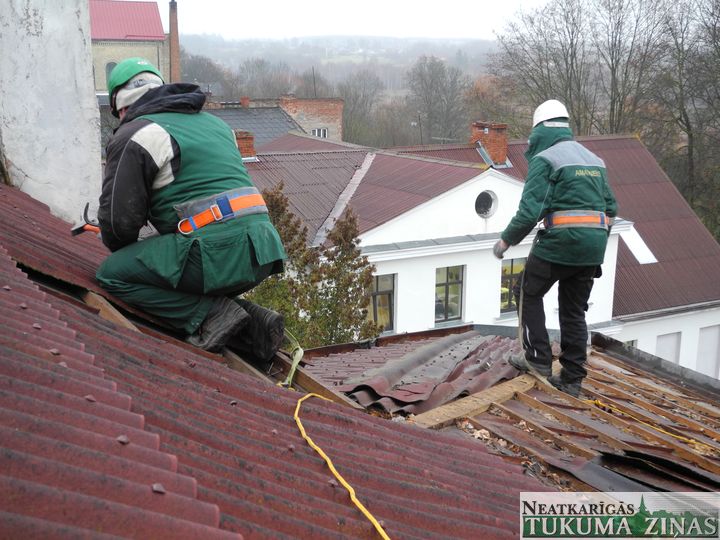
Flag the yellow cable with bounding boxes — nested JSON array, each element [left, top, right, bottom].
[[585, 398, 718, 455], [294, 393, 391, 540]]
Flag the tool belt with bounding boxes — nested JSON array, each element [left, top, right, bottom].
[[543, 210, 609, 230], [175, 187, 268, 235]]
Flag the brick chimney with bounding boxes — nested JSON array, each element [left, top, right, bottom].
[[240, 96, 250, 108], [470, 121, 508, 166], [169, 1, 181, 83], [235, 130, 256, 159]]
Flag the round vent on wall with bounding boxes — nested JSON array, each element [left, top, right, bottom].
[[475, 190, 497, 218]]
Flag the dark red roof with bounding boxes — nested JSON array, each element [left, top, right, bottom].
[[90, 0, 165, 41], [392, 143, 487, 165], [1, 182, 546, 537], [247, 150, 368, 242], [348, 153, 486, 234], [506, 136, 720, 316]]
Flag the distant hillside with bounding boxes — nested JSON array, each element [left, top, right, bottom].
[[181, 34, 497, 91]]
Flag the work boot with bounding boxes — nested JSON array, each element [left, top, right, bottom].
[[229, 299, 285, 363], [187, 297, 250, 353], [508, 353, 552, 378], [547, 374, 582, 398]]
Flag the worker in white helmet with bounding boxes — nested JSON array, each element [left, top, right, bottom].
[[493, 100, 618, 397]]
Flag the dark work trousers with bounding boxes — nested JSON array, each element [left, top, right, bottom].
[[513, 253, 600, 383]]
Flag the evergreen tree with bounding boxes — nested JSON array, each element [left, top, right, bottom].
[[244, 184, 379, 349]]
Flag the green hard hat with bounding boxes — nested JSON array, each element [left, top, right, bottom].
[[107, 57, 164, 116]]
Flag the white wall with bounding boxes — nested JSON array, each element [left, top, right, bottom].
[[0, 1, 101, 222], [360, 169, 524, 246], [367, 235, 619, 335], [613, 307, 720, 376]]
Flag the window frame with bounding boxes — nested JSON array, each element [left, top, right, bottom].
[[500, 257, 526, 314], [435, 265, 464, 323], [311, 127, 328, 138], [369, 274, 395, 332]]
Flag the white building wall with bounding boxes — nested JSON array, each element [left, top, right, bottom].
[[0, 1, 101, 221], [613, 307, 720, 376]]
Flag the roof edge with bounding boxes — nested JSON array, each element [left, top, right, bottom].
[[614, 300, 720, 322], [592, 332, 720, 397]]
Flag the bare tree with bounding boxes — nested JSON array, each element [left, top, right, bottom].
[[237, 58, 292, 98], [337, 70, 385, 145], [591, 0, 667, 133], [293, 67, 334, 98], [406, 56, 472, 143]]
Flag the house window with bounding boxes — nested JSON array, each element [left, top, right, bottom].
[[435, 266, 463, 322], [368, 274, 395, 332], [311, 128, 328, 138], [625, 339, 638, 348], [501, 258, 526, 313]]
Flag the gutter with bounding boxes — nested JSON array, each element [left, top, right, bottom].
[[615, 300, 720, 322]]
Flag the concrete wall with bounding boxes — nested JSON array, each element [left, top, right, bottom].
[[0, 0, 101, 222], [613, 307, 720, 378]]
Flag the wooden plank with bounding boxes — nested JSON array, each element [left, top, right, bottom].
[[488, 402, 597, 459], [586, 377, 720, 443], [272, 352, 364, 411], [515, 391, 634, 452], [81, 291, 139, 332], [222, 349, 273, 385], [413, 375, 537, 429], [589, 359, 720, 426]]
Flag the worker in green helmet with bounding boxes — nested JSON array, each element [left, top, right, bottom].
[[493, 99, 618, 398], [97, 57, 287, 362]]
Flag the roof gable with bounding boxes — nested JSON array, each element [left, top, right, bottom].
[[90, 0, 165, 41]]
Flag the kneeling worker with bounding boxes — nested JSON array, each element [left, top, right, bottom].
[[493, 100, 617, 397], [96, 57, 287, 360]]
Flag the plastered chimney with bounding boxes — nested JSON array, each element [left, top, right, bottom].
[[470, 121, 508, 166], [169, 1, 181, 82]]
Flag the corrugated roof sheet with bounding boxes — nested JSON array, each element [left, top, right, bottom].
[[392, 143, 487, 165], [89, 0, 165, 41], [257, 132, 363, 153], [306, 329, 523, 414], [207, 108, 304, 148], [0, 182, 548, 537], [348, 153, 486, 234], [304, 326, 720, 491], [247, 151, 368, 241]]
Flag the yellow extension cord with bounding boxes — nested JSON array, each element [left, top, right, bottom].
[[293, 393, 391, 540], [585, 398, 718, 455]]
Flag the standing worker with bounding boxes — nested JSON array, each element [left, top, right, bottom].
[[96, 58, 287, 360], [493, 100, 617, 397]]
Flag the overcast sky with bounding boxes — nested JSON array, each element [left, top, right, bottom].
[[156, 0, 548, 40]]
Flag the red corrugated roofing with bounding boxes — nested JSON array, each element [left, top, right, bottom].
[[305, 330, 523, 414], [392, 143, 487, 165], [247, 151, 367, 241], [0, 182, 547, 537], [90, 0, 165, 41], [348, 153, 486, 234]]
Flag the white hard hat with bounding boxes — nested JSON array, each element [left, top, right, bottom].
[[532, 99, 569, 127]]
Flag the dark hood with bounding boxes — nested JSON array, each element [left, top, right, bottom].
[[121, 83, 206, 125], [524, 123, 574, 162]]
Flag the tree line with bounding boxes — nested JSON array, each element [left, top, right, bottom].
[[184, 0, 720, 242]]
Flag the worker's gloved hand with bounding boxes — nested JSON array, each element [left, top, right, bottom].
[[493, 239, 509, 259]]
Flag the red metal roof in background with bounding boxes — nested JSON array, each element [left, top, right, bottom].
[[257, 132, 363, 153], [348, 153, 486, 234], [392, 143, 487, 165], [0, 182, 548, 537], [247, 151, 367, 241], [90, 0, 165, 41]]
